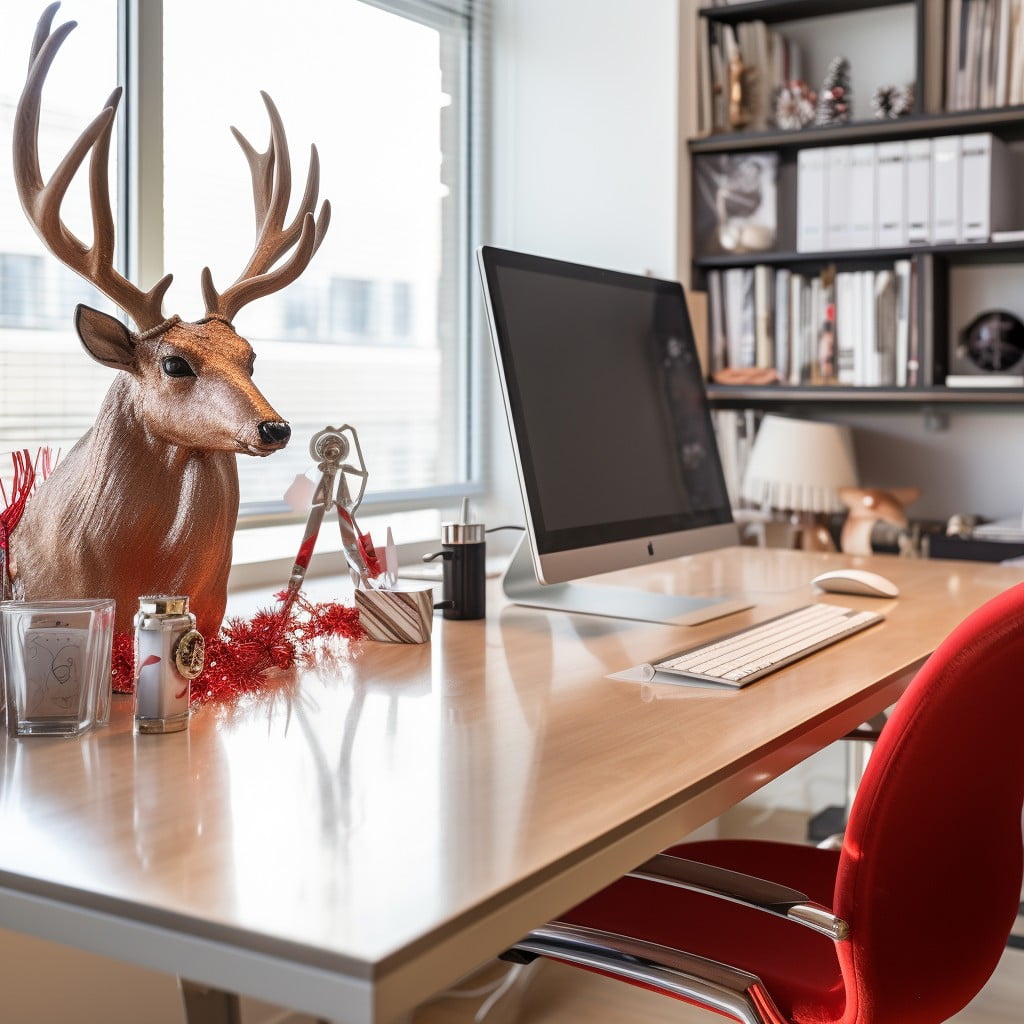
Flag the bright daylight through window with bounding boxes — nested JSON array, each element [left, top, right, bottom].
[[0, 0, 477, 523]]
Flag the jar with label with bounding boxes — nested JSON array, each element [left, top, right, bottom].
[[133, 595, 205, 734]]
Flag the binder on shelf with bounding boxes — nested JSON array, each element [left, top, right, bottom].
[[875, 140, 907, 248], [906, 138, 932, 244], [960, 133, 1012, 242], [849, 143, 877, 250], [825, 146, 852, 251], [797, 148, 826, 253], [930, 135, 961, 244]]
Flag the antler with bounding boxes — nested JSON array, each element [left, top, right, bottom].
[[13, 3, 173, 334], [202, 92, 332, 323]]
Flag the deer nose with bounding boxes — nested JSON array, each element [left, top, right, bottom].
[[258, 420, 291, 446]]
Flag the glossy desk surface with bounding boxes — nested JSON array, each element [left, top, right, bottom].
[[1, 548, 1021, 1022]]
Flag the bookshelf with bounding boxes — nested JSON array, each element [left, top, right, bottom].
[[691, 0, 1024, 407]]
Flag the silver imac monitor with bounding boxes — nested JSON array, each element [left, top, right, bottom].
[[478, 245, 751, 626]]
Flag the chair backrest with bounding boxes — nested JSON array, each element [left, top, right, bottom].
[[835, 581, 1024, 1024]]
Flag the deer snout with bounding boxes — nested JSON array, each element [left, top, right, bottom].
[[258, 420, 291, 447]]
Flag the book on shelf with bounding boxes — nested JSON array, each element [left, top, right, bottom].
[[705, 262, 917, 390], [710, 408, 760, 512], [774, 268, 791, 384], [753, 264, 775, 369], [722, 267, 756, 370], [946, 0, 1024, 112], [699, 17, 802, 136], [895, 259, 913, 387]]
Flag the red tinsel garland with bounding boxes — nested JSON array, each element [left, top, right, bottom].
[[112, 593, 365, 706], [1, 447, 57, 554]]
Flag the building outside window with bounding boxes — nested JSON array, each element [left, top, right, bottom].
[[0, 0, 482, 526]]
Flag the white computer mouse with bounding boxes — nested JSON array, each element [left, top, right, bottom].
[[811, 569, 900, 599]]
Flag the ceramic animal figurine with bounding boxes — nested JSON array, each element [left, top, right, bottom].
[[6, 3, 331, 636], [839, 486, 921, 556]]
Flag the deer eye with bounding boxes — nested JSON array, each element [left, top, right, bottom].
[[161, 355, 195, 378]]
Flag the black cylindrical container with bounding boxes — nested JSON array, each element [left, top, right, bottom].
[[424, 521, 486, 620]]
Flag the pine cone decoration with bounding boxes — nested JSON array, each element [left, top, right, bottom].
[[816, 56, 852, 126], [773, 80, 818, 130]]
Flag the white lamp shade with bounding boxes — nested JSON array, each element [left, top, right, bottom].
[[740, 415, 858, 514]]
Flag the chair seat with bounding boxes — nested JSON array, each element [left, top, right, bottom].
[[559, 838, 847, 1024]]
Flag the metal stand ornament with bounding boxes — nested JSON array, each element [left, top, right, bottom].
[[281, 426, 430, 643], [283, 426, 380, 613]]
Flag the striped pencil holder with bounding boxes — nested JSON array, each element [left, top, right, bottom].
[[354, 583, 435, 644]]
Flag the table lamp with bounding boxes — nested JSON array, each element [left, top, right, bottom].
[[740, 414, 858, 551]]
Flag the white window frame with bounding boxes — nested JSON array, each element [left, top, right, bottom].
[[119, 0, 487, 539]]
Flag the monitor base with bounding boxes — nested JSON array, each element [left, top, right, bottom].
[[501, 537, 753, 627]]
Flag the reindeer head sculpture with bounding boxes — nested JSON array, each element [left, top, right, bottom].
[[6, 3, 331, 636]]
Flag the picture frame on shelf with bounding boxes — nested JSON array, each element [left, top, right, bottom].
[[693, 151, 778, 258]]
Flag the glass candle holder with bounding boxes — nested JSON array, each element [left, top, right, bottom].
[[1, 599, 115, 737]]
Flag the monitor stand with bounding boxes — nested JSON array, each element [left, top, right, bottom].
[[501, 536, 754, 626]]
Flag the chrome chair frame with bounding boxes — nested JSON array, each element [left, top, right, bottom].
[[503, 853, 850, 1024]]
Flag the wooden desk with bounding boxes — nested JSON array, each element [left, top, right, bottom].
[[1, 548, 1020, 1023]]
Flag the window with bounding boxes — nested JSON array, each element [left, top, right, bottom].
[[330, 278, 376, 339], [0, 3, 120, 456], [161, 0, 480, 512], [1, 0, 482, 522]]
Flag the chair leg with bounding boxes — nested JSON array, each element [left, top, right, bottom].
[[178, 979, 242, 1024], [505, 923, 786, 1024], [1008, 902, 1024, 950]]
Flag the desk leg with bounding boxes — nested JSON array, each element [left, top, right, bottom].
[[178, 979, 242, 1024]]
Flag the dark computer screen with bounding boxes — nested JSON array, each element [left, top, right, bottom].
[[480, 246, 733, 559]]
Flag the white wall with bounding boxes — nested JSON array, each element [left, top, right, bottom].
[[488, 0, 681, 276], [481, 0, 683, 531]]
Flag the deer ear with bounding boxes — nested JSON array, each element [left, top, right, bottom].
[[74, 305, 137, 371]]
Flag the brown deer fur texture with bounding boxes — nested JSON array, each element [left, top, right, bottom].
[[8, 4, 330, 635]]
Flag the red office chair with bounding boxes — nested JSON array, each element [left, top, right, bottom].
[[505, 582, 1024, 1023]]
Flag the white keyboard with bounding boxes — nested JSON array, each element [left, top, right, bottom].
[[644, 603, 884, 688]]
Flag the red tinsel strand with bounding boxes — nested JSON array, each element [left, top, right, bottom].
[[110, 594, 366, 706], [1, 450, 35, 552], [2, 446, 58, 555]]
